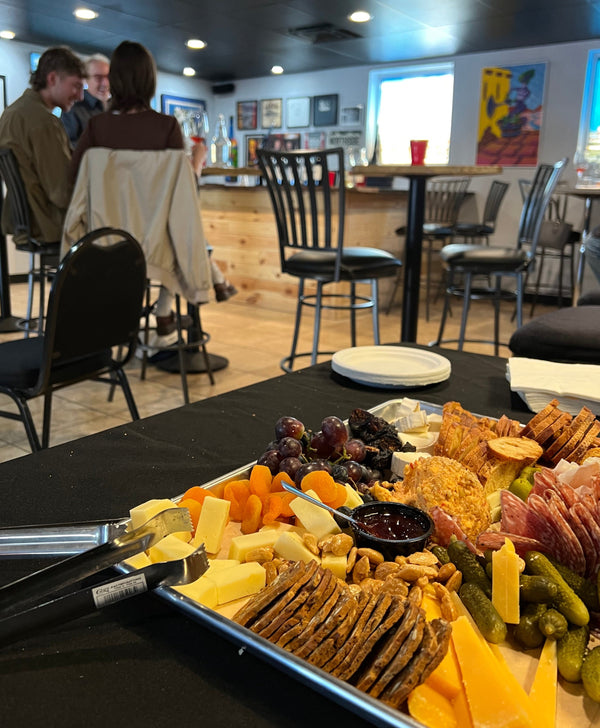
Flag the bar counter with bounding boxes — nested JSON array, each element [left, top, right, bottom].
[[0, 346, 528, 728]]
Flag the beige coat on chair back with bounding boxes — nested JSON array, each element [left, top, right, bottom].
[[63, 148, 211, 304]]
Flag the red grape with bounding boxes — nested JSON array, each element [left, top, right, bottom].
[[345, 438, 366, 463], [278, 436, 303, 458], [310, 431, 334, 458], [279, 456, 302, 479], [321, 416, 348, 450], [275, 416, 305, 440], [342, 460, 363, 484], [257, 449, 282, 475]]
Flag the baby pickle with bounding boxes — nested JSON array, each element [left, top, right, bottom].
[[582, 646, 600, 703]]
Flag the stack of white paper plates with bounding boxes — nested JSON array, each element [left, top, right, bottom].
[[331, 346, 451, 388]]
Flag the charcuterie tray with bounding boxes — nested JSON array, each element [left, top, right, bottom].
[[0, 399, 597, 728]]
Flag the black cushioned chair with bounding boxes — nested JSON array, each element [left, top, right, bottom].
[[453, 180, 509, 244], [258, 147, 402, 372], [434, 158, 567, 355], [0, 227, 145, 451], [0, 147, 60, 337]]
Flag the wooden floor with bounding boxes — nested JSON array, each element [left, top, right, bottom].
[[0, 280, 555, 463]]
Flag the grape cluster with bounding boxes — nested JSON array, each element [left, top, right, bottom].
[[257, 415, 382, 494]]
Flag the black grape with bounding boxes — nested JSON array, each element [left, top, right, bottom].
[[257, 449, 282, 475], [279, 456, 302, 479], [278, 436, 303, 458], [321, 416, 348, 450], [275, 416, 305, 440], [345, 438, 366, 463], [310, 431, 334, 458]]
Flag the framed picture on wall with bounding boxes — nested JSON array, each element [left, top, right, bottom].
[[313, 94, 338, 126], [237, 100, 258, 130], [286, 97, 311, 128], [340, 105, 363, 126], [263, 133, 302, 151], [260, 98, 282, 129], [246, 134, 266, 166], [160, 94, 206, 116]]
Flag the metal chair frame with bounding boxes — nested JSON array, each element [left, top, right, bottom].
[[453, 180, 509, 244]]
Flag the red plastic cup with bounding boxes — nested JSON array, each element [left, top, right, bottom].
[[328, 171, 337, 186], [190, 136, 205, 145], [410, 140, 428, 165]]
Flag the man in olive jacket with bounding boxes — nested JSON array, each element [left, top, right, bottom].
[[0, 46, 85, 244]]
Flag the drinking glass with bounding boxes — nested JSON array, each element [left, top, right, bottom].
[[191, 111, 210, 145]]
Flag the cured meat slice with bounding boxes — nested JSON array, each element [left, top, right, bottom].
[[500, 489, 531, 536], [430, 506, 481, 555], [529, 494, 585, 575], [555, 481, 579, 509], [548, 489, 571, 523], [531, 467, 559, 497], [476, 530, 551, 558], [569, 506, 598, 578], [573, 502, 600, 578]]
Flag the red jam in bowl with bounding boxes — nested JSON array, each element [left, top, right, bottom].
[[350, 502, 433, 558], [356, 509, 427, 540]]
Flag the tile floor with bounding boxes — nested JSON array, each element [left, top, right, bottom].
[[0, 280, 555, 463]]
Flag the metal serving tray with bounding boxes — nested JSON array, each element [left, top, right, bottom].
[[0, 399, 441, 728]]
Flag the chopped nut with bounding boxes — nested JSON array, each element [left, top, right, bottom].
[[302, 533, 320, 556], [394, 555, 408, 566], [374, 561, 401, 580], [432, 582, 458, 621], [408, 551, 439, 567], [445, 569, 463, 592], [346, 546, 358, 574], [245, 546, 274, 563], [396, 564, 438, 582], [319, 533, 354, 557], [380, 578, 409, 597], [357, 547, 385, 566], [416, 575, 430, 589], [352, 555, 371, 584], [359, 578, 384, 595], [436, 562, 457, 583]]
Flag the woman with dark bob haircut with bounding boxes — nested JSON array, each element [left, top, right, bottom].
[[70, 41, 235, 334]]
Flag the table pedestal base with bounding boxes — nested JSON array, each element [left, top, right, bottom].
[[155, 351, 229, 374]]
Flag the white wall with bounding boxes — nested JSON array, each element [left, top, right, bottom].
[[1, 35, 599, 289]]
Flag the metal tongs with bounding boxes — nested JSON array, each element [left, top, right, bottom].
[[0, 508, 209, 647]]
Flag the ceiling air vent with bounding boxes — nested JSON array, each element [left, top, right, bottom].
[[288, 23, 361, 44]]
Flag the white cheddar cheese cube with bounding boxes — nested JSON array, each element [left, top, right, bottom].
[[228, 529, 281, 561], [174, 577, 218, 609], [206, 562, 266, 605], [273, 530, 321, 565], [290, 489, 341, 541], [206, 559, 240, 573], [147, 533, 197, 563], [122, 552, 152, 570], [192, 497, 230, 554], [321, 553, 347, 580], [342, 484, 364, 509], [129, 498, 177, 530]]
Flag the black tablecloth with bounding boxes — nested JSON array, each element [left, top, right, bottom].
[[0, 345, 529, 727]]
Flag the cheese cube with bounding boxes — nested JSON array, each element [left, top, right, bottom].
[[391, 451, 431, 477], [273, 531, 321, 565], [492, 537, 520, 624], [228, 529, 281, 561], [174, 577, 218, 609], [342, 484, 364, 509], [148, 533, 197, 563], [289, 489, 341, 541], [205, 562, 266, 605], [129, 498, 177, 530], [321, 553, 347, 580], [122, 552, 152, 570], [192, 497, 230, 554], [206, 559, 240, 573]]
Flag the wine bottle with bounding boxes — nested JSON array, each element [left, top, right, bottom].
[[226, 115, 238, 182], [210, 113, 231, 167]]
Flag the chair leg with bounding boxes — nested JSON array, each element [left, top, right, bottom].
[[193, 304, 215, 386], [530, 249, 545, 317], [425, 238, 433, 321], [115, 367, 140, 420], [435, 269, 453, 345], [286, 279, 305, 372], [9, 394, 41, 452], [174, 295, 190, 405], [493, 275, 501, 357], [385, 269, 401, 315], [140, 285, 152, 381], [41, 392, 52, 449], [37, 254, 46, 336], [23, 253, 35, 339], [516, 273, 524, 329], [311, 282, 324, 366], [371, 279, 381, 345], [458, 273, 473, 351], [350, 281, 357, 347]]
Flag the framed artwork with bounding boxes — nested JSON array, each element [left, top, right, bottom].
[[476, 62, 547, 166], [0, 75, 5, 114], [237, 100, 257, 130], [263, 133, 302, 152], [340, 105, 363, 126], [286, 97, 311, 128], [305, 131, 326, 149], [313, 94, 338, 126], [260, 98, 282, 129], [328, 130, 362, 151], [246, 134, 266, 166], [160, 94, 206, 116]]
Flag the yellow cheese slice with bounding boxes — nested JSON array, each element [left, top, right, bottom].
[[147, 533, 197, 563], [289, 489, 341, 541], [228, 529, 281, 561], [174, 576, 218, 609], [528, 638, 557, 728], [321, 553, 347, 580], [205, 562, 266, 605], [492, 537, 520, 624], [273, 530, 321, 564], [451, 685, 474, 728], [342, 484, 364, 509], [451, 616, 533, 728], [425, 640, 462, 700], [192, 496, 230, 554], [206, 558, 240, 573], [407, 682, 458, 728]]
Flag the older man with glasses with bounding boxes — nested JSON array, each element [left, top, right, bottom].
[[61, 53, 110, 148]]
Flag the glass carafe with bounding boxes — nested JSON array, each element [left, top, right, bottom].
[[211, 113, 231, 167]]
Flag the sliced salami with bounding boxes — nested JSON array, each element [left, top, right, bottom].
[[528, 494, 586, 575], [555, 481, 579, 509], [430, 506, 480, 555], [568, 506, 598, 578], [531, 467, 559, 497], [500, 489, 531, 537], [548, 490, 571, 523], [572, 502, 600, 578], [476, 531, 550, 558]]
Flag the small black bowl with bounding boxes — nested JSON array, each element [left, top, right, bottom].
[[350, 501, 434, 561]]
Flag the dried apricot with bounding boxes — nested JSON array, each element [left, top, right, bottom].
[[262, 493, 283, 525], [177, 498, 202, 531], [270, 470, 295, 492], [249, 464, 272, 501], [327, 482, 348, 510], [241, 493, 263, 534], [278, 491, 297, 518], [223, 480, 251, 521], [300, 470, 337, 503], [180, 485, 218, 505]]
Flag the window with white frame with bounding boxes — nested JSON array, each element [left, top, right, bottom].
[[576, 49, 600, 172], [367, 63, 454, 164]]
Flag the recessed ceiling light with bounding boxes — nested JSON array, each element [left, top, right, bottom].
[[74, 8, 99, 21], [183, 67, 196, 77], [186, 39, 207, 50], [271, 65, 284, 75], [0, 30, 15, 39], [348, 11, 372, 23]]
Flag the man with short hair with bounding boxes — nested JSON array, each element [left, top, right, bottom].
[[0, 46, 85, 243], [61, 53, 110, 148]]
